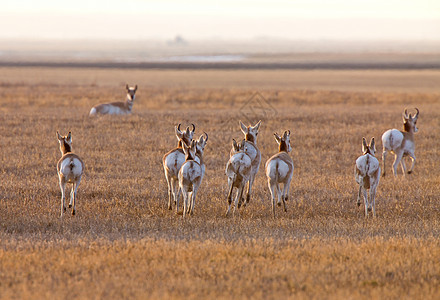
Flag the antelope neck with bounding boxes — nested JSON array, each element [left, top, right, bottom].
[[61, 140, 72, 154], [279, 141, 288, 152]]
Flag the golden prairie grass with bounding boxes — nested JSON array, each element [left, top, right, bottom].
[[0, 67, 440, 299]]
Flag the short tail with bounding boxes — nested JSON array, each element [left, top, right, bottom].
[[69, 160, 75, 171], [89, 107, 97, 116]]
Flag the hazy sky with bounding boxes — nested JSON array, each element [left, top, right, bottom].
[[1, 0, 439, 40]]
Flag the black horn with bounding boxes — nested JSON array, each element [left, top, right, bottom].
[[191, 123, 196, 132], [204, 132, 208, 142], [177, 123, 182, 132], [414, 107, 419, 119], [403, 108, 409, 119]]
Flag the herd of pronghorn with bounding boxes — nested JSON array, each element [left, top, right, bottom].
[[56, 85, 419, 218]]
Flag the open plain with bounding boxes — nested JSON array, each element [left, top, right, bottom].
[[0, 66, 440, 299]]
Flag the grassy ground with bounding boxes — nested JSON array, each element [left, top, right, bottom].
[[0, 67, 440, 299]]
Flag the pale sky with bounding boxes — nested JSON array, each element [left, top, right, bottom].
[[0, 0, 439, 40]]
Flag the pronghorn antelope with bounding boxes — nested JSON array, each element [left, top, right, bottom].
[[89, 84, 137, 116], [239, 120, 262, 206], [265, 130, 294, 218], [56, 131, 84, 217], [355, 137, 380, 217], [225, 139, 252, 217], [382, 108, 419, 177], [163, 124, 196, 211], [178, 140, 203, 218], [186, 132, 208, 215]]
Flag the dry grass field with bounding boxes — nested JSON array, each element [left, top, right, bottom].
[[0, 67, 440, 299]]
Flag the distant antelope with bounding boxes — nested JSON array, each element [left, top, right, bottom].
[[163, 124, 196, 211], [56, 131, 84, 217], [239, 120, 262, 206], [186, 132, 208, 215], [355, 137, 380, 217], [178, 140, 203, 218], [89, 84, 137, 116], [382, 108, 419, 177], [265, 131, 294, 218], [225, 139, 252, 217]]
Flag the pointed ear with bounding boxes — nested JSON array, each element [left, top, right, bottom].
[[67, 132, 72, 141], [370, 137, 376, 152], [253, 120, 262, 131], [134, 85, 138, 91], [56, 131, 62, 140], [126, 84, 129, 91], [239, 121, 247, 134], [413, 108, 419, 120], [198, 134, 204, 144], [362, 137, 368, 153], [240, 140, 246, 150], [283, 130, 288, 139], [274, 133, 281, 144], [232, 139, 238, 149]]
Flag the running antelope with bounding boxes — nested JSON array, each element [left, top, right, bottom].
[[355, 137, 380, 217], [178, 140, 203, 218], [225, 139, 252, 217], [382, 108, 419, 177], [265, 130, 294, 218], [163, 124, 196, 211], [239, 120, 262, 206], [89, 84, 137, 116], [56, 131, 84, 217]]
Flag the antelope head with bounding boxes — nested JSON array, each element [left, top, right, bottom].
[[239, 120, 262, 144], [196, 132, 208, 157], [126, 84, 138, 101], [362, 137, 376, 156], [274, 130, 292, 153], [175, 123, 196, 147], [57, 131, 72, 155], [402, 108, 419, 133]]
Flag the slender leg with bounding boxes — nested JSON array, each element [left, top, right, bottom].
[[165, 173, 173, 210], [59, 176, 66, 218], [225, 179, 234, 217], [182, 189, 188, 218], [407, 154, 416, 174], [174, 179, 181, 214], [235, 184, 245, 216], [392, 152, 404, 176], [276, 183, 282, 207], [382, 150, 387, 177], [281, 184, 287, 213], [370, 186, 377, 218], [69, 188, 74, 208], [362, 187, 369, 217], [71, 177, 81, 216], [400, 158, 408, 175], [282, 178, 292, 211], [245, 174, 255, 206], [284, 177, 292, 203], [357, 182, 362, 207], [268, 179, 276, 218], [186, 190, 195, 215]]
